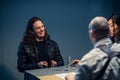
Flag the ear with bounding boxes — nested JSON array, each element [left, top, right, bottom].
[[90, 30, 95, 38], [89, 30, 96, 44]]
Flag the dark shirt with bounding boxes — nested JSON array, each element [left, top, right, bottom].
[[36, 41, 51, 67]]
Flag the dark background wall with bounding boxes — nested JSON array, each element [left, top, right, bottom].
[[0, 0, 119, 80]]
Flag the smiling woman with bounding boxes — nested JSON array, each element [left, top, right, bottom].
[[33, 20, 46, 40], [17, 17, 64, 72]]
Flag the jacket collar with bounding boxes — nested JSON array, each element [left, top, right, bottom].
[[94, 37, 112, 48], [116, 39, 120, 43]]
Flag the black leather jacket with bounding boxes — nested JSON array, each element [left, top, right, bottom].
[[17, 39, 64, 72]]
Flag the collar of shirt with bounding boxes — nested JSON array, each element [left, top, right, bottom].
[[94, 37, 112, 48], [116, 39, 120, 43]]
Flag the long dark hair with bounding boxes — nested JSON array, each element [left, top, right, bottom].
[[108, 15, 120, 42], [22, 17, 50, 45]]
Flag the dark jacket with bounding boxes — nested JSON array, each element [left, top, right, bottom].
[[17, 39, 64, 72]]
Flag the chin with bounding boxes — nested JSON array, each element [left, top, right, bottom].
[[38, 34, 45, 37], [38, 35, 45, 38]]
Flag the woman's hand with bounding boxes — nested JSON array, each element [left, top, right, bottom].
[[51, 60, 57, 67], [37, 61, 48, 68]]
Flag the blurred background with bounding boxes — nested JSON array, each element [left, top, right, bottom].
[[0, 0, 120, 80]]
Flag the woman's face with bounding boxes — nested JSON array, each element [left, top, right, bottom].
[[33, 20, 45, 38], [108, 19, 118, 37]]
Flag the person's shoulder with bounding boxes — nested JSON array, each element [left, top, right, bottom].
[[79, 48, 108, 67], [18, 42, 32, 48], [81, 48, 100, 59], [46, 39, 58, 44], [111, 42, 120, 52], [81, 48, 107, 62], [18, 42, 24, 46]]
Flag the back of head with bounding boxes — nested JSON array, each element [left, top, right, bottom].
[[89, 16, 109, 41]]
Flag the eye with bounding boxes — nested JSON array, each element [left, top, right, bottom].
[[34, 27, 39, 31], [41, 25, 45, 28]]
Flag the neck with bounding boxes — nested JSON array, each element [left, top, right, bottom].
[[36, 37, 44, 42]]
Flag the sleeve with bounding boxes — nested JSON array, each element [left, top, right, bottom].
[[53, 42, 64, 66], [75, 62, 92, 80], [17, 43, 38, 72]]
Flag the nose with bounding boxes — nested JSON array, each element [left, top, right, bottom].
[[40, 28, 44, 31]]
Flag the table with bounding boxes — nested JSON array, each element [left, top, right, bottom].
[[24, 65, 77, 80]]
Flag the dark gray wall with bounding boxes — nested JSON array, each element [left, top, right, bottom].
[[1, 0, 118, 80], [0, 0, 3, 79], [113, 0, 120, 14]]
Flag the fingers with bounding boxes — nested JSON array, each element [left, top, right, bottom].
[[51, 60, 57, 67], [37, 60, 58, 68], [37, 61, 48, 68], [72, 60, 80, 64]]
